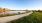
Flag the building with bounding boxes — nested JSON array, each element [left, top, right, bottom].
[[0, 7, 10, 13], [0, 8, 4, 13], [3, 8, 10, 12]]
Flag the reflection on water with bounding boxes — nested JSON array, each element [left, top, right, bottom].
[[10, 11, 26, 13], [0, 11, 26, 15], [10, 11, 25, 12], [3, 11, 26, 14]]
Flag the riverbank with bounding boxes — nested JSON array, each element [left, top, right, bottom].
[[8, 12, 42, 23], [0, 12, 33, 23]]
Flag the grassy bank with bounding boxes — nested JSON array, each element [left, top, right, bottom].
[[8, 12, 42, 23]]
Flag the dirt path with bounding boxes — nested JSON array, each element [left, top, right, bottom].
[[0, 12, 33, 23]]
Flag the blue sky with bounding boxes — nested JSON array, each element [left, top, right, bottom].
[[0, 0, 42, 10]]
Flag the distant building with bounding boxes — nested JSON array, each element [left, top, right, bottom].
[[0, 8, 3, 13], [3, 8, 10, 12], [0, 7, 10, 13]]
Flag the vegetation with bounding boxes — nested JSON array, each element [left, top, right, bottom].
[[8, 11, 42, 23]]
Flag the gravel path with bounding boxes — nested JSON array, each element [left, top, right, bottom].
[[0, 12, 33, 23]]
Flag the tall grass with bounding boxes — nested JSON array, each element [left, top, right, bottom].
[[8, 12, 42, 23]]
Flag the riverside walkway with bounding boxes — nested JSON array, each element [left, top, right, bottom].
[[0, 12, 33, 23]]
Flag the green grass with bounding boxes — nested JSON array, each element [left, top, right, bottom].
[[7, 12, 42, 23]]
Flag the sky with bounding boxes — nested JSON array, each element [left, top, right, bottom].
[[0, 0, 42, 10]]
